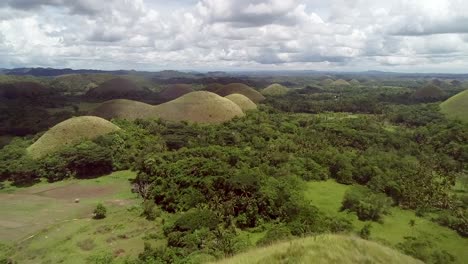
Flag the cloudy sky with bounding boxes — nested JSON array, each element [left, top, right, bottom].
[[0, 0, 467, 72]]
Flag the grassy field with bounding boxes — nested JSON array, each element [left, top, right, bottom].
[[215, 234, 422, 264], [304, 180, 468, 263], [440, 89, 468, 122], [0, 171, 160, 263]]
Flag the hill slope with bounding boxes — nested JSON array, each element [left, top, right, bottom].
[[154, 91, 244, 123], [225, 94, 257, 111], [261, 83, 288, 96], [91, 99, 156, 121], [440, 89, 468, 122], [215, 83, 265, 103], [414, 84, 444, 100], [216, 235, 422, 264], [27, 116, 120, 159], [85, 77, 145, 99], [158, 84, 193, 101]]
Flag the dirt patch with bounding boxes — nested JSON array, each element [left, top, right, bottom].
[[37, 184, 117, 200]]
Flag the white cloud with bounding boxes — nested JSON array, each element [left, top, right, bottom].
[[0, 0, 467, 72]]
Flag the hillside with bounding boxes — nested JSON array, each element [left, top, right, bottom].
[[91, 99, 156, 121], [0, 81, 51, 99], [85, 77, 145, 99], [158, 84, 194, 101], [27, 116, 120, 159], [261, 83, 288, 96], [154, 91, 244, 123], [215, 83, 265, 103], [414, 84, 444, 100], [216, 235, 422, 264], [225, 94, 257, 111], [440, 89, 468, 122]]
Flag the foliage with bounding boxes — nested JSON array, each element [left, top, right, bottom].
[[93, 203, 107, 219], [397, 236, 455, 264], [359, 223, 372, 239], [341, 186, 392, 221]]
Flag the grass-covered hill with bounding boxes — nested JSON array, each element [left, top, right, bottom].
[[27, 116, 120, 159], [331, 79, 351, 86], [414, 84, 444, 100], [216, 235, 422, 264], [153, 91, 244, 123], [158, 84, 194, 101], [204, 83, 225, 92], [0, 81, 51, 99], [440, 89, 468, 122], [225, 94, 257, 111], [261, 83, 288, 96], [51, 74, 114, 95], [91, 99, 156, 121], [215, 83, 265, 103], [85, 77, 147, 99]]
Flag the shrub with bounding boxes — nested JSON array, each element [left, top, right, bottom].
[[341, 185, 392, 221], [93, 203, 107, 219], [141, 201, 161, 221], [76, 238, 96, 251], [359, 223, 372, 239], [257, 225, 292, 246], [397, 236, 455, 264]]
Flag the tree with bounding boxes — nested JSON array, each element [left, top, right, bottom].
[[93, 203, 107, 219]]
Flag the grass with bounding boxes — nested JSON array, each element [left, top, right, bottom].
[[440, 89, 468, 122], [0, 171, 158, 264], [304, 180, 468, 263], [91, 99, 156, 121], [215, 234, 422, 264], [215, 83, 265, 103], [26, 116, 120, 159], [261, 84, 288, 96], [154, 91, 245, 123], [225, 94, 257, 111]]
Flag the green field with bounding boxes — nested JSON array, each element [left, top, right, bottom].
[[0, 171, 159, 263], [440, 89, 468, 122], [304, 180, 468, 263]]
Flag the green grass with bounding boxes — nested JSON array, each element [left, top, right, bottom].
[[0, 171, 156, 263], [440, 89, 468, 122], [215, 234, 422, 264], [304, 180, 468, 263]]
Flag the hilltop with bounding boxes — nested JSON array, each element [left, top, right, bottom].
[[215, 83, 265, 103], [27, 116, 120, 159], [216, 235, 422, 264], [225, 94, 257, 111], [85, 77, 147, 99], [91, 99, 156, 121], [261, 83, 289, 96]]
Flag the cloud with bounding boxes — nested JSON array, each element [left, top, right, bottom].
[[0, 0, 468, 72]]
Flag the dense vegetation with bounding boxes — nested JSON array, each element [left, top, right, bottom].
[[0, 74, 467, 263]]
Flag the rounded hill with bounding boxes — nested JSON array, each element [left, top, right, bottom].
[[215, 83, 265, 103], [158, 84, 194, 101], [204, 83, 225, 92], [225, 94, 257, 111], [261, 83, 288, 96], [440, 89, 468, 122], [91, 99, 156, 121], [85, 77, 145, 99], [27, 116, 120, 159], [331, 79, 351, 86], [52, 74, 114, 94], [154, 91, 244, 123], [413, 85, 444, 100], [215, 235, 422, 264], [0, 81, 51, 99]]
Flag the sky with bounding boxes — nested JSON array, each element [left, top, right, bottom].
[[0, 0, 467, 73]]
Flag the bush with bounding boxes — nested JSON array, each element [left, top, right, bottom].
[[93, 203, 107, 219], [435, 210, 468, 237], [257, 225, 292, 246], [397, 236, 455, 264], [359, 223, 372, 239], [141, 201, 161, 221], [341, 185, 392, 221]]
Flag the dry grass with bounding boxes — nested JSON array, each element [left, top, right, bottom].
[[158, 84, 193, 100], [215, 83, 265, 103], [27, 116, 120, 159], [85, 77, 144, 98], [440, 89, 468, 122], [154, 91, 244, 123], [261, 83, 288, 96], [215, 234, 422, 264], [225, 94, 257, 111], [414, 84, 444, 99], [331, 79, 351, 86], [91, 99, 156, 120]]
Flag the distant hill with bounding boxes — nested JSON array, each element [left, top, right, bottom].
[[215, 234, 422, 264], [440, 89, 468, 122], [91, 99, 156, 121], [158, 84, 194, 101], [413, 84, 444, 100], [215, 83, 265, 103], [225, 94, 257, 111], [0, 81, 51, 99], [261, 83, 288, 96], [85, 77, 149, 100]]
